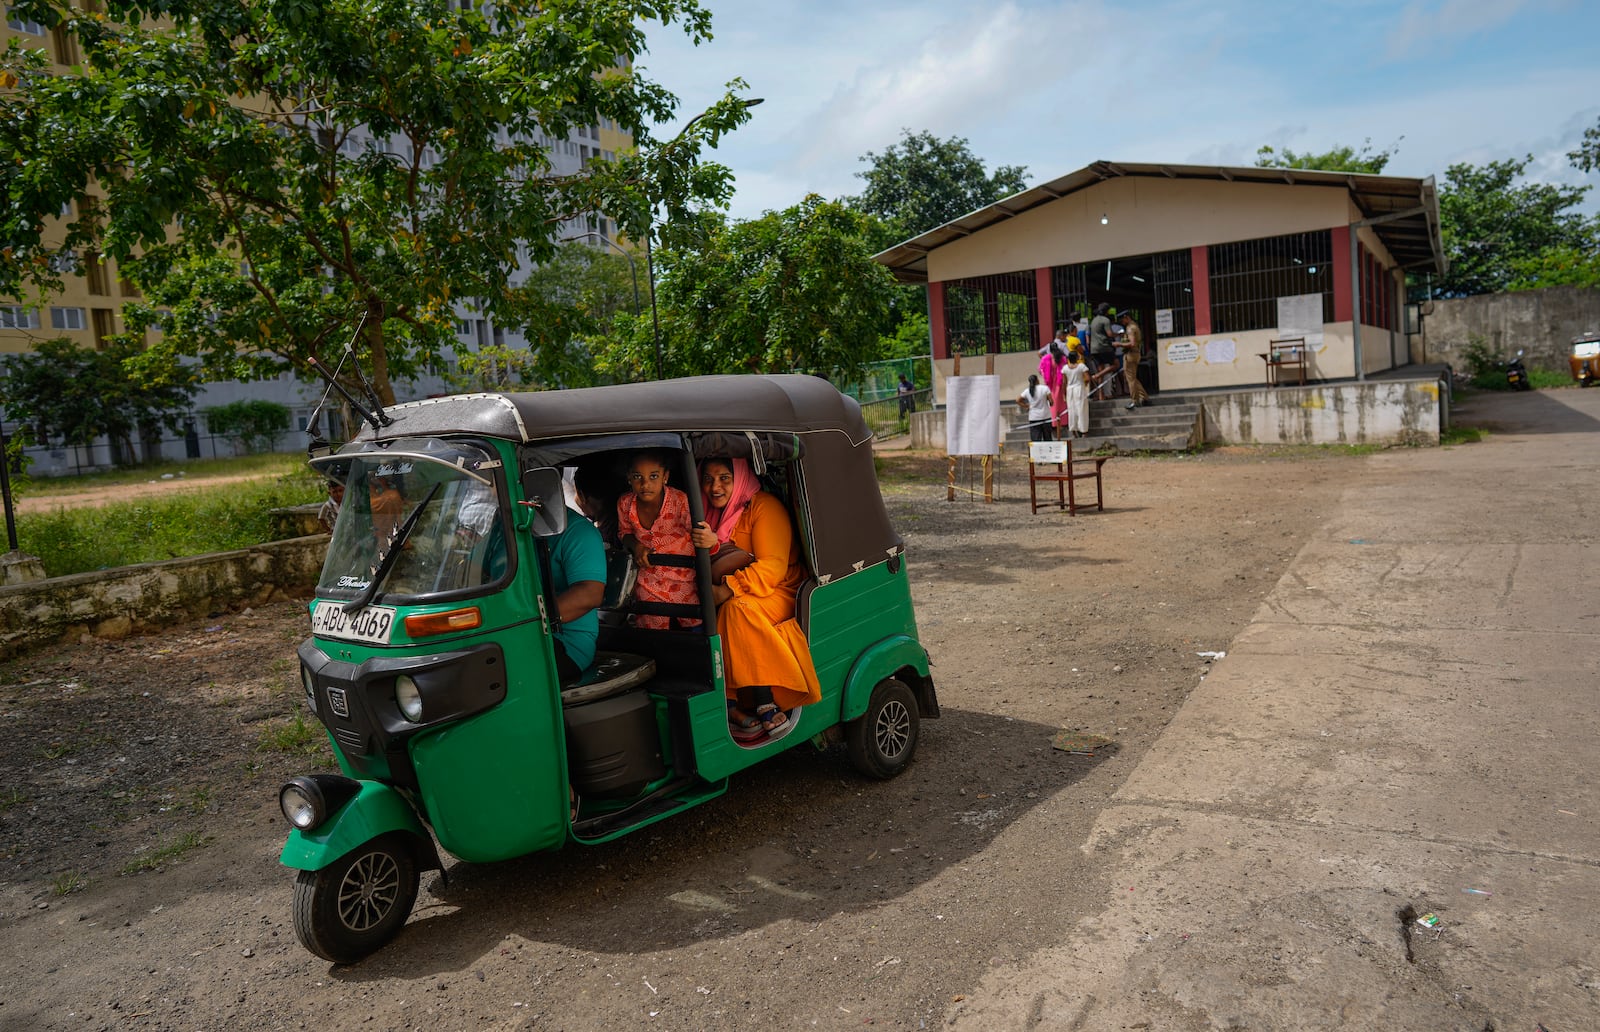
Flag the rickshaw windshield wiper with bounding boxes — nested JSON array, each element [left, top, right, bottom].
[[342, 483, 442, 614]]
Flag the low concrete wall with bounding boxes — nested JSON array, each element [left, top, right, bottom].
[[1199, 378, 1446, 447], [0, 536, 327, 661], [907, 376, 1448, 450]]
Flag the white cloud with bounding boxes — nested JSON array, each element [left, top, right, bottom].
[[1383, 0, 1555, 62]]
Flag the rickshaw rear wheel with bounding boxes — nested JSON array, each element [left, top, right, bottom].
[[292, 833, 419, 964], [847, 679, 920, 779]]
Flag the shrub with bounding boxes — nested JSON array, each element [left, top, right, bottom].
[[204, 400, 290, 455]]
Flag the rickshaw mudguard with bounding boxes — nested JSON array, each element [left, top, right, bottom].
[[279, 781, 439, 873], [840, 635, 934, 723]]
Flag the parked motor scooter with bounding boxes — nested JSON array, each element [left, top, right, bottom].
[[1503, 349, 1531, 391]]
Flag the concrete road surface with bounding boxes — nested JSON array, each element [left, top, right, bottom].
[[949, 387, 1600, 1030]]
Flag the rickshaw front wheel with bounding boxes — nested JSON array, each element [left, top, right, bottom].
[[292, 833, 420, 964], [847, 679, 920, 780]]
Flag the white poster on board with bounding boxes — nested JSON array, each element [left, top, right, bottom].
[[1204, 338, 1237, 365], [945, 375, 1001, 456], [1155, 309, 1174, 335], [1165, 340, 1200, 364], [1276, 293, 1325, 349]]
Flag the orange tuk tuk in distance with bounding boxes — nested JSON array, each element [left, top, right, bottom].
[[1570, 330, 1600, 387]]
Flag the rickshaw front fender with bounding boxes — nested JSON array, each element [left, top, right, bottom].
[[840, 635, 933, 723], [279, 781, 441, 874]]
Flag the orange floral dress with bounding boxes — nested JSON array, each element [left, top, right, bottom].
[[617, 486, 700, 629]]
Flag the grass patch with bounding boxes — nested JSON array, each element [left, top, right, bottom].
[[0, 788, 25, 812], [21, 452, 307, 497], [1440, 425, 1488, 446], [256, 707, 330, 757], [18, 472, 323, 577], [51, 870, 88, 896], [120, 832, 211, 875], [1468, 368, 1571, 391]]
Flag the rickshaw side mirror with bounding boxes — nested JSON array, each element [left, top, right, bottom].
[[520, 467, 568, 537]]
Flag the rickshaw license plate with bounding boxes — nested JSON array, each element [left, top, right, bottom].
[[311, 602, 397, 645]]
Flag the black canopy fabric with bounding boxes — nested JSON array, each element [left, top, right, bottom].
[[346, 375, 901, 583]]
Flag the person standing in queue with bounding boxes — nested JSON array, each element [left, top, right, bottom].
[[1018, 373, 1053, 442]]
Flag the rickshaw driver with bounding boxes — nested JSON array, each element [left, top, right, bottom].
[[546, 504, 607, 684]]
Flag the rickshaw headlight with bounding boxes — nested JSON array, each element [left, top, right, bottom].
[[301, 666, 318, 713], [394, 675, 423, 722], [279, 778, 324, 830]]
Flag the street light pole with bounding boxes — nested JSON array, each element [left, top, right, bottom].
[[642, 97, 765, 382]]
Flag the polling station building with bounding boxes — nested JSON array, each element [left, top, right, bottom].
[[873, 160, 1446, 403]]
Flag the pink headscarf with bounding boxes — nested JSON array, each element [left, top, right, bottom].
[[700, 456, 760, 545]]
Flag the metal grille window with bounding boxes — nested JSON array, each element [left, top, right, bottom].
[[942, 270, 1039, 355], [1048, 264, 1088, 334], [1151, 249, 1195, 337], [1208, 230, 1333, 334]]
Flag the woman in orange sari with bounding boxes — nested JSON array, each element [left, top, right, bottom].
[[690, 457, 821, 740]]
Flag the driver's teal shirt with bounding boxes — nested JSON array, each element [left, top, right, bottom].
[[550, 507, 606, 671]]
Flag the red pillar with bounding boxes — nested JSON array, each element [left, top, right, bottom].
[[928, 281, 949, 359], [1331, 228, 1352, 323], [1190, 245, 1211, 336], [1035, 267, 1053, 345]]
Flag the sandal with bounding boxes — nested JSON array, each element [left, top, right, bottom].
[[755, 703, 788, 734], [728, 702, 765, 742]]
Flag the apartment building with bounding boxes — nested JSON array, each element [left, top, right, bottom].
[[1, 6, 634, 474]]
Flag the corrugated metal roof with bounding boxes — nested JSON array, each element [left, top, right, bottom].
[[871, 160, 1445, 283]]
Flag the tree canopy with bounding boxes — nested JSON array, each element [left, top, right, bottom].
[[1569, 116, 1600, 173], [850, 129, 1028, 245], [1, 337, 197, 462], [592, 196, 895, 383], [1253, 138, 1399, 174], [0, 0, 753, 406], [1435, 156, 1595, 296]]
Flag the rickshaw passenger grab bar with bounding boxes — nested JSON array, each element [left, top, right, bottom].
[[277, 375, 937, 963]]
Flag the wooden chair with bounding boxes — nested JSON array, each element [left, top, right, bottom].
[[1027, 439, 1110, 515]]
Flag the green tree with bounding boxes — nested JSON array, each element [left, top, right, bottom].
[[1508, 244, 1600, 290], [1435, 156, 1596, 296], [1569, 116, 1600, 173], [1253, 138, 1399, 174], [1, 337, 198, 465], [452, 240, 645, 391], [1, 0, 753, 408], [204, 400, 291, 455], [850, 129, 1029, 245], [593, 196, 896, 383]]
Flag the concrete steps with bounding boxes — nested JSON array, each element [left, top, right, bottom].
[[1005, 395, 1202, 453]]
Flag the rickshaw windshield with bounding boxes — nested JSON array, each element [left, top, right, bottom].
[[314, 439, 508, 604]]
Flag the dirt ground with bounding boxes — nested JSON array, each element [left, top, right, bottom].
[[0, 444, 1360, 1031], [13, 472, 286, 515]]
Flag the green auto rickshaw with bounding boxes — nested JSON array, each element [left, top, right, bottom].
[[278, 375, 938, 962]]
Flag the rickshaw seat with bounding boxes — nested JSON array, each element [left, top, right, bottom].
[[561, 650, 656, 707], [794, 579, 816, 636]]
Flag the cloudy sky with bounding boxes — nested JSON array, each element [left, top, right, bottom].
[[640, 0, 1600, 222]]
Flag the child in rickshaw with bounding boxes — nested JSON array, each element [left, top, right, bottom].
[[616, 450, 700, 630]]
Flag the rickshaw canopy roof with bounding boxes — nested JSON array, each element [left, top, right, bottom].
[[360, 375, 871, 446]]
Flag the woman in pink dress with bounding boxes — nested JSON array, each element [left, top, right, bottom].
[[1038, 341, 1069, 438]]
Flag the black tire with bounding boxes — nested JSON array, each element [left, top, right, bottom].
[[846, 679, 920, 779], [292, 833, 419, 964]]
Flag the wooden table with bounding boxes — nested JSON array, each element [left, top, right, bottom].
[[1260, 337, 1308, 387]]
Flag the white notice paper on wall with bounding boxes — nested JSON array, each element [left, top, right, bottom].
[[1155, 309, 1174, 335], [1204, 338, 1237, 365], [1276, 293, 1325, 349], [945, 375, 1001, 456]]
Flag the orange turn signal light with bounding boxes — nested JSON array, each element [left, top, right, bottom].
[[403, 607, 482, 638]]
